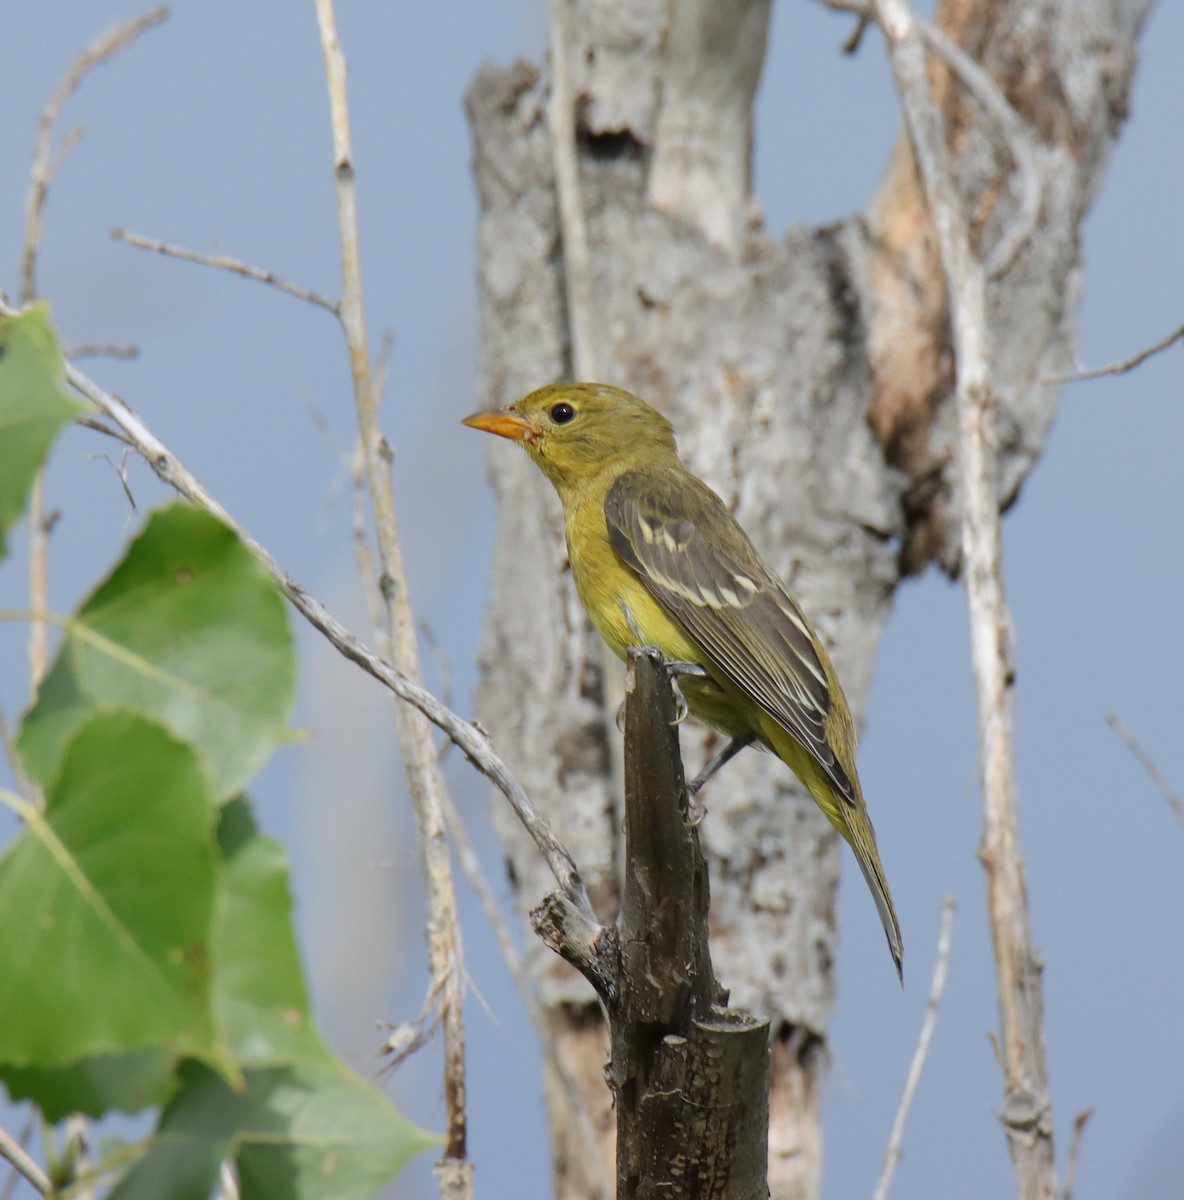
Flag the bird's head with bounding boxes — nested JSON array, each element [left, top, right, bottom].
[[462, 383, 677, 495]]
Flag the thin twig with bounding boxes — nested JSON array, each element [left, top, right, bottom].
[[1061, 1108, 1093, 1200], [313, 5, 470, 1187], [844, 13, 873, 54], [546, 0, 596, 380], [873, 897, 955, 1200], [74, 415, 135, 446], [111, 229, 340, 316], [2, 295, 594, 923], [0, 1120, 49, 1198], [19, 3, 167, 769], [870, 1, 1056, 1196], [1050, 320, 1184, 383], [85, 449, 138, 512], [381, 974, 445, 1069], [21, 6, 168, 303], [67, 343, 139, 361], [1106, 713, 1184, 834]]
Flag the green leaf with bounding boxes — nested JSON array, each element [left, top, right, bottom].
[[0, 1048, 176, 1122], [235, 1063, 438, 1200], [18, 503, 297, 800], [0, 711, 221, 1070], [213, 801, 327, 1066], [108, 1060, 245, 1200], [0, 304, 84, 559], [110, 1061, 434, 1200]]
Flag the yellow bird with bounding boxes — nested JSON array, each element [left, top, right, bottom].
[[464, 383, 903, 979]]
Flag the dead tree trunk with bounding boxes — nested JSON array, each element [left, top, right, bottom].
[[466, 2, 1153, 1197]]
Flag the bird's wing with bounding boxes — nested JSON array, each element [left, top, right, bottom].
[[605, 469, 855, 804]]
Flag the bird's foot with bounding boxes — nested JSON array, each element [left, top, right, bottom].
[[664, 660, 708, 726]]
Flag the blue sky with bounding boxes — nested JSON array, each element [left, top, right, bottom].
[[2, 3, 1182, 1198]]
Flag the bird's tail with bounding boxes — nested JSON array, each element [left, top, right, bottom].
[[854, 847, 904, 984]]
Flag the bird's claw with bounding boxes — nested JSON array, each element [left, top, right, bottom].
[[670, 680, 690, 726], [684, 793, 708, 828], [615, 699, 627, 735], [664, 660, 705, 726]]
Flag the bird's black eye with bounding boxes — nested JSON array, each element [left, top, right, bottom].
[[549, 401, 576, 425]]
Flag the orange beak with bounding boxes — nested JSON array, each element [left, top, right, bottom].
[[461, 408, 543, 444]]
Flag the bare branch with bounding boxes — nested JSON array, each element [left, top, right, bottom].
[[1051, 320, 1184, 383], [382, 974, 445, 1069], [1061, 1108, 1093, 1200], [21, 6, 168, 303], [74, 415, 136, 446], [546, 0, 597, 380], [873, 896, 956, 1200], [85, 449, 139, 513], [0, 1120, 49, 1197], [315, 5, 471, 1185], [111, 229, 340, 316], [870, 0, 1056, 1195], [1106, 712, 1184, 835], [67, 343, 139, 361]]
